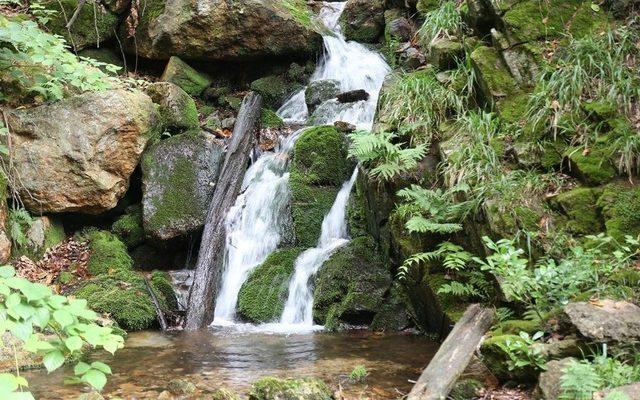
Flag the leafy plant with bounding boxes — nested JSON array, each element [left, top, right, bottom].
[[7, 208, 34, 248], [560, 360, 603, 400], [348, 131, 427, 181], [348, 365, 368, 383], [0, 265, 124, 397], [496, 331, 547, 373], [417, 1, 463, 47]]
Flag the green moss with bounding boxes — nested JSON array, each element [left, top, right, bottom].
[[346, 180, 369, 239], [237, 247, 304, 323], [498, 92, 530, 125], [45, 0, 118, 48], [416, 0, 440, 16], [313, 236, 391, 329], [277, 0, 314, 27], [597, 183, 640, 241], [481, 334, 537, 382], [552, 187, 603, 235], [449, 379, 483, 400], [470, 46, 519, 104], [583, 100, 618, 120], [566, 147, 616, 185], [261, 108, 284, 128], [150, 270, 178, 310], [250, 75, 297, 109], [79, 230, 133, 276], [540, 141, 565, 170], [161, 56, 212, 96], [492, 319, 542, 336], [74, 270, 161, 331], [249, 377, 332, 400], [111, 205, 144, 249], [57, 271, 74, 285], [137, 0, 166, 28]]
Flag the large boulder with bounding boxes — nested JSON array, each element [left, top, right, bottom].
[[564, 300, 640, 343], [160, 57, 212, 97], [339, 0, 385, 43], [141, 132, 224, 241], [121, 0, 322, 62], [535, 358, 574, 400], [44, 0, 119, 50], [7, 89, 160, 214]]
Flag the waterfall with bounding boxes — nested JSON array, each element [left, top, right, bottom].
[[279, 169, 358, 327], [211, 133, 299, 326]]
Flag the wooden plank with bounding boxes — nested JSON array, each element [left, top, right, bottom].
[[184, 92, 262, 330], [407, 304, 495, 400]]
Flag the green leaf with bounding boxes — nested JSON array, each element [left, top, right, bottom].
[[10, 322, 32, 341], [90, 361, 111, 375], [42, 350, 65, 372], [82, 369, 107, 391], [65, 336, 83, 352], [5, 277, 26, 290], [5, 293, 21, 308], [0, 266, 15, 279], [31, 307, 50, 329], [47, 295, 67, 309], [73, 361, 91, 376], [591, 3, 600, 11], [53, 309, 73, 328], [0, 373, 18, 392], [20, 283, 51, 302]]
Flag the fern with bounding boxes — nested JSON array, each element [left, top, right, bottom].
[[560, 360, 603, 400], [8, 207, 33, 247]]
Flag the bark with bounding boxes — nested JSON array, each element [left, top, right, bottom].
[[407, 304, 495, 400], [184, 92, 262, 330]]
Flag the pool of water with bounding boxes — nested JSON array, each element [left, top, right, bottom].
[[25, 329, 438, 399]]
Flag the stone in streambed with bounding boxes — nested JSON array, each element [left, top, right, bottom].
[[6, 89, 160, 214], [305, 80, 341, 112], [161, 56, 212, 96], [337, 89, 369, 103], [339, 0, 385, 43], [145, 82, 199, 133], [249, 377, 332, 400]]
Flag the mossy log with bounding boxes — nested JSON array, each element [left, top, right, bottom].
[[407, 304, 495, 400], [184, 92, 262, 330]]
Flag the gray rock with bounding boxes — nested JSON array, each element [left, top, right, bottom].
[[594, 383, 640, 400], [305, 80, 341, 111], [146, 82, 199, 133], [141, 132, 224, 241], [536, 358, 575, 400], [339, 0, 385, 43], [564, 300, 640, 343], [161, 56, 212, 96], [7, 89, 160, 214], [388, 16, 413, 42], [403, 46, 426, 70]]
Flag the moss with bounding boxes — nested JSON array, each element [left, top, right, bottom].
[[346, 180, 369, 239], [470, 46, 519, 104], [597, 183, 640, 241], [492, 319, 542, 336], [80, 230, 133, 276], [261, 108, 284, 128], [503, 0, 609, 43], [290, 126, 353, 247], [369, 285, 410, 331], [45, 0, 118, 49], [250, 75, 297, 109], [566, 146, 616, 186], [276, 0, 314, 27], [583, 100, 618, 120], [161, 56, 212, 96], [249, 377, 332, 400], [150, 270, 178, 310], [481, 334, 538, 382], [416, 0, 440, 16], [210, 388, 241, 400], [111, 205, 144, 249], [313, 236, 391, 329], [551, 187, 603, 235], [237, 247, 305, 323], [136, 0, 166, 28], [449, 379, 483, 400], [57, 271, 74, 285], [540, 141, 566, 170], [497, 92, 531, 125], [146, 83, 200, 133], [74, 270, 162, 331]]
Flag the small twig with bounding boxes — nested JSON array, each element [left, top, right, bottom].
[[65, 0, 87, 29]]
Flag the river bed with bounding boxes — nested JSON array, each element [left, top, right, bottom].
[[25, 329, 438, 399]]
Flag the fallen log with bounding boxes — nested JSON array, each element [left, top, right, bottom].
[[144, 276, 168, 331], [184, 92, 262, 330], [407, 304, 495, 400]]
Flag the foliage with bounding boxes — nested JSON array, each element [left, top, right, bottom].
[[348, 365, 368, 383], [496, 331, 547, 373], [347, 131, 426, 181], [7, 208, 33, 248], [417, 1, 463, 47], [0, 16, 118, 104], [0, 265, 124, 397]]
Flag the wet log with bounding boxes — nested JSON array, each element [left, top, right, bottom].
[[407, 304, 495, 400], [144, 276, 168, 331], [184, 92, 262, 330]]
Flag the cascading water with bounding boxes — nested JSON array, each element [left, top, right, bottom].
[[277, 2, 390, 130], [210, 133, 300, 326], [207, 1, 390, 330]]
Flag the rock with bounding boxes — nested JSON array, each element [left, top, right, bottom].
[[402, 47, 426, 70], [594, 383, 640, 400], [250, 75, 301, 110], [78, 48, 125, 75], [550, 187, 603, 235], [14, 216, 65, 261], [261, 109, 284, 129], [0, 333, 43, 372], [416, 0, 440, 16], [386, 12, 413, 42], [565, 147, 616, 186], [44, 0, 118, 49], [536, 358, 574, 400], [237, 247, 305, 323], [333, 121, 356, 133], [564, 300, 640, 342], [249, 377, 332, 400], [141, 132, 225, 241], [167, 378, 196, 395], [161, 56, 212, 96], [604, 0, 638, 17], [145, 82, 199, 133], [111, 205, 144, 249], [305, 80, 341, 112], [122, 0, 322, 62], [429, 38, 464, 70], [313, 236, 392, 329], [480, 334, 539, 382], [7, 89, 160, 214], [369, 285, 410, 331], [470, 46, 519, 104], [337, 89, 369, 103], [339, 0, 385, 43]]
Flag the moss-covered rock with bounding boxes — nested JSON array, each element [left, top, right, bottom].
[[369, 285, 410, 331], [80, 230, 133, 276], [339, 0, 385, 43], [111, 205, 144, 249], [141, 132, 225, 241], [249, 377, 332, 400], [44, 0, 118, 50], [470, 46, 519, 106], [261, 108, 285, 129], [145, 82, 199, 133], [250, 75, 300, 109], [74, 270, 162, 331], [428, 38, 464, 70], [491, 319, 543, 336], [416, 0, 440, 16], [566, 147, 616, 186], [237, 247, 305, 323], [597, 183, 640, 241], [150, 270, 178, 310], [160, 56, 212, 96], [313, 236, 392, 329], [305, 80, 340, 112], [290, 126, 353, 247], [551, 187, 604, 235], [480, 334, 538, 382]]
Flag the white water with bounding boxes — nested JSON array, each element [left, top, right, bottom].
[[211, 133, 299, 326], [277, 2, 390, 130]]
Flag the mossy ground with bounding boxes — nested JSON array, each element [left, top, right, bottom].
[[111, 205, 145, 249], [79, 230, 134, 276], [551, 187, 603, 235], [237, 247, 304, 323]]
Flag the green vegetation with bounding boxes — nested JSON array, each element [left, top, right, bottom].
[[261, 108, 284, 128], [348, 365, 368, 383], [79, 230, 133, 276], [417, 1, 462, 47], [111, 205, 145, 249]]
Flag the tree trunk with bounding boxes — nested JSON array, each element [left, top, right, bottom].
[[184, 92, 262, 330], [407, 304, 495, 400]]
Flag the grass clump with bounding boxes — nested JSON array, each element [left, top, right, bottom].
[[348, 365, 368, 383], [417, 1, 463, 47]]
